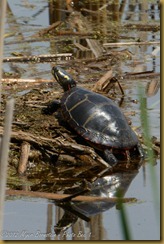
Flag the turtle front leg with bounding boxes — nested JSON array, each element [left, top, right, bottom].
[[42, 100, 61, 115], [104, 149, 118, 166]]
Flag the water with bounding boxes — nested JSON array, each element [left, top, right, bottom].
[[2, 0, 160, 240]]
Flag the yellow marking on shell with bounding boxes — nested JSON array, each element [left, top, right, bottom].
[[83, 110, 97, 127], [83, 102, 110, 127], [68, 95, 88, 112]]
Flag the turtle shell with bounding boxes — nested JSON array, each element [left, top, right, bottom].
[[60, 87, 138, 149]]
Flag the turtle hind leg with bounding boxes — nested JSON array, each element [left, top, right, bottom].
[[42, 100, 61, 115], [104, 149, 118, 166], [137, 143, 145, 158]]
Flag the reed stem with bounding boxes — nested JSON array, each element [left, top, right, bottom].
[[0, 0, 7, 105], [0, 98, 14, 236]]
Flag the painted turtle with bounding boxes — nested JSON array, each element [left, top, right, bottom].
[[43, 66, 144, 166], [54, 170, 139, 233]]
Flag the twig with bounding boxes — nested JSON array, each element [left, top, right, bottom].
[[123, 71, 160, 79], [31, 20, 62, 38], [56, 189, 90, 203], [103, 41, 160, 47], [6, 189, 137, 203]]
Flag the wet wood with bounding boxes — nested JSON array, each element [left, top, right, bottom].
[[6, 189, 137, 203]]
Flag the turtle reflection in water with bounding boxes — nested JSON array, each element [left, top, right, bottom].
[[54, 170, 139, 234], [42, 66, 144, 166]]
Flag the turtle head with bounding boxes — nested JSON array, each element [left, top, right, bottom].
[[52, 66, 77, 91]]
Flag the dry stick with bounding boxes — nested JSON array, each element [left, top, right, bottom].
[[92, 69, 113, 92], [103, 41, 160, 47], [3, 53, 73, 63], [146, 80, 160, 97], [18, 141, 30, 175], [124, 72, 160, 79], [6, 189, 137, 203], [0, 98, 14, 236], [1, 78, 53, 83]]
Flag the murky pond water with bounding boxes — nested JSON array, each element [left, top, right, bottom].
[[2, 0, 160, 241]]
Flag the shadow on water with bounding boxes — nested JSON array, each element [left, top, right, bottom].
[[2, 0, 160, 241]]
